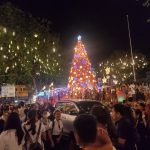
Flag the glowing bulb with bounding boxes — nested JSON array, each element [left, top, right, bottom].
[[17, 46, 20, 50], [3, 28, 7, 33], [5, 67, 9, 73], [77, 35, 81, 41], [12, 32, 15, 36], [3, 55, 6, 59], [34, 34, 38, 38], [53, 48, 56, 52], [0, 47, 3, 50]]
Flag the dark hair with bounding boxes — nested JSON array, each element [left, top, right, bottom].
[[113, 103, 126, 116], [4, 112, 24, 145], [114, 104, 135, 125], [139, 103, 146, 109], [19, 101, 25, 107], [27, 110, 37, 135], [73, 114, 97, 145], [135, 109, 142, 121], [91, 105, 117, 143]]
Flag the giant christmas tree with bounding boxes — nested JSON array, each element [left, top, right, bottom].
[[68, 36, 97, 98]]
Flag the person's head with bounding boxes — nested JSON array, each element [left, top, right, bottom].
[[53, 109, 61, 120], [19, 101, 25, 107], [73, 114, 97, 148], [27, 110, 38, 135], [135, 109, 142, 120], [91, 105, 117, 142], [138, 102, 145, 112], [2, 109, 9, 122], [5, 112, 24, 145], [112, 104, 126, 121], [42, 110, 49, 119]]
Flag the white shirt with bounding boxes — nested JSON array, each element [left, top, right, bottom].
[[41, 119, 51, 131], [0, 129, 24, 150], [52, 119, 63, 136], [23, 120, 45, 144]]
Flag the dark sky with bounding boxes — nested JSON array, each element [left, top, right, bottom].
[[2, 0, 150, 64]]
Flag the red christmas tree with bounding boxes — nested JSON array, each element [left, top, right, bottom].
[[68, 36, 97, 97]]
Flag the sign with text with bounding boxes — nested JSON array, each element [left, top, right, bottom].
[[1, 85, 15, 97]]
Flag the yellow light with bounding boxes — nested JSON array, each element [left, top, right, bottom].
[[34, 34, 38, 38], [113, 80, 118, 85], [3, 55, 6, 59], [80, 66, 82, 69], [3, 28, 7, 33], [12, 32, 15, 36], [102, 77, 107, 83], [53, 48, 56, 52], [105, 67, 110, 75], [0, 47, 3, 50]]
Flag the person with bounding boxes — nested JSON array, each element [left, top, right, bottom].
[[73, 114, 113, 150], [0, 112, 24, 150], [112, 104, 137, 150], [51, 109, 63, 150], [0, 108, 9, 133], [145, 103, 150, 149], [23, 110, 46, 150], [18, 102, 26, 122], [135, 109, 147, 150], [41, 110, 54, 150], [91, 105, 118, 147]]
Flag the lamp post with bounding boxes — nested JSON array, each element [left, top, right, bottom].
[[126, 15, 136, 82]]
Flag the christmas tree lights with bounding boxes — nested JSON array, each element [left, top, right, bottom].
[[68, 36, 97, 97]]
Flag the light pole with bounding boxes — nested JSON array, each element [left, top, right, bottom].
[[126, 15, 136, 82]]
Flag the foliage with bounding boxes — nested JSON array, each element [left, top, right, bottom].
[[0, 3, 63, 91], [97, 50, 148, 84]]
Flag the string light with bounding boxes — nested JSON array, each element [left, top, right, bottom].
[[99, 53, 148, 83], [34, 34, 38, 38], [0, 26, 62, 81], [68, 36, 98, 96]]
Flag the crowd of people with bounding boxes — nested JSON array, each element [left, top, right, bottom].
[[0, 102, 63, 150], [69, 83, 150, 102], [0, 83, 150, 150]]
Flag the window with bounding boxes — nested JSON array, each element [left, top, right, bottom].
[[56, 102, 66, 114], [65, 102, 78, 115]]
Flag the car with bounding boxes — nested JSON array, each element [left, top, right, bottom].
[[55, 99, 102, 134]]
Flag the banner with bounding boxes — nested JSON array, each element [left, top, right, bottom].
[[1, 85, 15, 97]]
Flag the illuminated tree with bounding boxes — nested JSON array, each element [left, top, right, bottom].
[[68, 36, 97, 97], [98, 51, 148, 84], [0, 3, 63, 91]]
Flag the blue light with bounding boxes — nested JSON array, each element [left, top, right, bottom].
[[77, 35, 81, 41], [74, 65, 78, 69], [73, 78, 78, 81], [81, 83, 87, 87], [82, 59, 86, 64]]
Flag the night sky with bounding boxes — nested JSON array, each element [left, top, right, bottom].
[[1, 0, 150, 64]]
